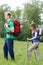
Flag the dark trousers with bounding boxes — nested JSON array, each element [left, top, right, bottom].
[[3, 38, 14, 60]]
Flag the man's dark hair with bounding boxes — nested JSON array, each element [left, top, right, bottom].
[[7, 13, 11, 17]]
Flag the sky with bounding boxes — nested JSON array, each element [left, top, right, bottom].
[[0, 0, 32, 10], [0, 0, 43, 10], [0, 0, 43, 20]]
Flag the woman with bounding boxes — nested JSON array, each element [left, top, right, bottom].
[[27, 23, 41, 61]]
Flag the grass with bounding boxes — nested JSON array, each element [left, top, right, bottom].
[[0, 38, 43, 65]]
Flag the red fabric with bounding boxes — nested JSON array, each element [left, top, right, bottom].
[[10, 20, 20, 36]]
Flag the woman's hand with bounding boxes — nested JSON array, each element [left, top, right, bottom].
[[27, 38, 32, 41]]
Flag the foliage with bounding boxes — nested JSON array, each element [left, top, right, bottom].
[[0, 0, 43, 41]]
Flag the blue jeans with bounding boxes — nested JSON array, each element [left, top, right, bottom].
[[3, 38, 14, 60]]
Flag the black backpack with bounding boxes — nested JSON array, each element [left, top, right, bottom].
[[32, 30, 41, 44], [37, 30, 41, 41]]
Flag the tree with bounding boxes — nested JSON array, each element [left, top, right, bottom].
[[23, 0, 43, 25], [1, 4, 11, 12], [14, 7, 21, 21], [11, 7, 21, 21], [0, 7, 5, 37]]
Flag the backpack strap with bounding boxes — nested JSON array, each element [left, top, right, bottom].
[[37, 30, 40, 41]]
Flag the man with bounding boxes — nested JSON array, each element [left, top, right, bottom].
[[3, 12, 15, 60]]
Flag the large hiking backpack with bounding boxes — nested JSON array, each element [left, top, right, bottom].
[[9, 20, 20, 36]]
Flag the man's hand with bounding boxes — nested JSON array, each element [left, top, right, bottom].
[[4, 23, 14, 32], [4, 23, 8, 28]]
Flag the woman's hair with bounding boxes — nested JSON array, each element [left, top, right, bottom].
[[30, 23, 36, 29]]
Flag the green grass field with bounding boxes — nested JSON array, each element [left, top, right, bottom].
[[0, 38, 43, 65]]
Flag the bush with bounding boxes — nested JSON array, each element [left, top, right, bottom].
[[16, 23, 32, 41]]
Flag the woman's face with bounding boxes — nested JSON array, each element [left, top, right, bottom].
[[30, 26, 33, 30]]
